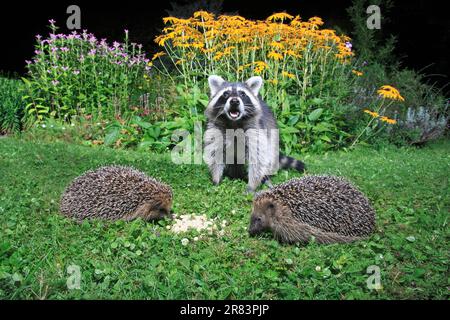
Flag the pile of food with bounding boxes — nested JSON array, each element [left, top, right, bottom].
[[168, 214, 226, 242]]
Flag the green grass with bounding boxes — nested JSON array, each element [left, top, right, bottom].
[[0, 76, 24, 134], [0, 137, 448, 299]]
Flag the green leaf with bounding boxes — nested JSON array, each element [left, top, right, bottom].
[[104, 127, 120, 146], [308, 108, 323, 121], [321, 135, 331, 142]]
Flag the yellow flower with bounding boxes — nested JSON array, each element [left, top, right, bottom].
[[151, 51, 166, 61], [213, 52, 224, 61], [193, 10, 215, 21], [308, 16, 324, 26], [270, 41, 284, 50], [266, 12, 294, 22], [377, 85, 405, 101], [253, 61, 268, 74], [284, 49, 301, 59], [379, 116, 397, 124], [163, 17, 191, 25], [281, 71, 295, 79], [267, 51, 283, 61], [364, 109, 379, 118], [352, 70, 363, 77]]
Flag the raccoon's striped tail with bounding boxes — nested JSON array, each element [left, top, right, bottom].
[[279, 154, 305, 172]]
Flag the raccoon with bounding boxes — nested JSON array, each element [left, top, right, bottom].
[[204, 75, 305, 193]]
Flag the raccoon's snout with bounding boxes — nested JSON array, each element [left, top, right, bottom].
[[229, 97, 239, 106], [226, 98, 242, 120]]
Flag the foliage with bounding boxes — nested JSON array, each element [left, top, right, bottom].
[[22, 20, 152, 123], [20, 84, 209, 153], [0, 137, 448, 299], [0, 76, 25, 134]]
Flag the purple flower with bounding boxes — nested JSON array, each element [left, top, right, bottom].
[[34, 50, 42, 55], [88, 49, 97, 56], [345, 42, 352, 50], [61, 66, 69, 71], [73, 70, 80, 75], [60, 47, 69, 52], [51, 47, 58, 52], [124, 29, 129, 34], [25, 60, 32, 65], [49, 19, 56, 24], [52, 80, 59, 86], [36, 34, 42, 40]]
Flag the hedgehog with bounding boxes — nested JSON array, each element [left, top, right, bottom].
[[60, 165, 173, 222], [248, 175, 375, 244]]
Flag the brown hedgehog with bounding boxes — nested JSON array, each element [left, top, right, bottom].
[[60, 165, 173, 222], [248, 175, 375, 244]]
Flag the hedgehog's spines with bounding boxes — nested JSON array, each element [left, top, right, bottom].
[[252, 175, 375, 244], [60, 165, 173, 222]]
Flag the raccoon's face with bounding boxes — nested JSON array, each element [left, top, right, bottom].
[[206, 75, 263, 122]]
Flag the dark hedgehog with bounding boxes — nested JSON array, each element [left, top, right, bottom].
[[60, 165, 173, 222], [248, 175, 375, 244]]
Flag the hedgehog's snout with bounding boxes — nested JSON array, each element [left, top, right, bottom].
[[248, 215, 264, 236]]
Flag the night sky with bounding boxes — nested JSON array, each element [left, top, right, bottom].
[[1, 0, 448, 92]]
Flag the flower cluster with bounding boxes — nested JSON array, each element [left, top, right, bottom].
[[153, 11, 354, 99], [24, 20, 151, 121]]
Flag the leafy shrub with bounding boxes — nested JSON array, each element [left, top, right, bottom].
[[23, 20, 152, 123], [0, 76, 24, 134], [152, 11, 359, 153]]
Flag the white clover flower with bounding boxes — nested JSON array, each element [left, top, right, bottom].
[[315, 266, 321, 272], [181, 238, 189, 246], [193, 237, 199, 241], [41, 124, 46, 128]]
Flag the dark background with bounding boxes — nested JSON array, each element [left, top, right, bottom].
[[1, 0, 448, 94]]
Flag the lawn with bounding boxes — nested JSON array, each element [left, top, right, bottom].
[[0, 136, 448, 299]]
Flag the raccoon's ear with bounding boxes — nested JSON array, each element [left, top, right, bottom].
[[208, 75, 226, 97], [245, 76, 263, 96]]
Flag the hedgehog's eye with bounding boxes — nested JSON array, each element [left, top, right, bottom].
[[222, 91, 231, 98], [267, 203, 275, 210]]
